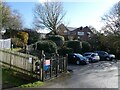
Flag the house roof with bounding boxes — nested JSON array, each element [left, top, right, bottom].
[[36, 28, 51, 34], [67, 27, 77, 31]]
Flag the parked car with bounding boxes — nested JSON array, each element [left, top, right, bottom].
[[94, 51, 115, 61], [83, 52, 100, 63], [68, 53, 89, 65]]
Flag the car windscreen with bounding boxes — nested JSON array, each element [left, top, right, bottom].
[[83, 53, 91, 56], [75, 54, 83, 57]]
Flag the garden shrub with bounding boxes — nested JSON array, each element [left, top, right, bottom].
[[12, 38, 24, 48], [28, 31, 39, 45], [16, 31, 29, 45], [37, 40, 57, 53], [66, 40, 82, 53], [11, 31, 29, 48], [47, 35, 65, 47], [82, 41, 91, 53], [58, 46, 73, 56]]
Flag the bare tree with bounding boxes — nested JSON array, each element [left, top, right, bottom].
[[33, 2, 66, 35], [0, 2, 23, 30], [88, 26, 100, 34], [8, 10, 23, 29], [101, 1, 120, 35]]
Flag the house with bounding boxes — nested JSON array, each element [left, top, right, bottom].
[[57, 24, 77, 40], [57, 24, 93, 41], [70, 26, 92, 41]]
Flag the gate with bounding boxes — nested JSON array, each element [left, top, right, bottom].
[[34, 53, 68, 81]]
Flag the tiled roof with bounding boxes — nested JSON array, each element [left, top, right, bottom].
[[67, 27, 77, 31]]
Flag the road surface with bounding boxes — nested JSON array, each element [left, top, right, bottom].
[[40, 61, 119, 88]]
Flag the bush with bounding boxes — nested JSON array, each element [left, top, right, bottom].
[[47, 35, 64, 47], [82, 41, 91, 53], [11, 31, 29, 48], [58, 46, 73, 56], [16, 32, 29, 45], [66, 40, 82, 53], [28, 31, 40, 45], [37, 40, 57, 53], [12, 38, 24, 48]]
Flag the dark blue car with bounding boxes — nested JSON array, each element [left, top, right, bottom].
[[68, 53, 89, 65]]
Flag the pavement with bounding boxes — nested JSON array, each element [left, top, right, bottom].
[[40, 61, 119, 88]]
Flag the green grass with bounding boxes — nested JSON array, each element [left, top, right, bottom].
[[20, 81, 44, 88], [2, 67, 44, 88], [5, 48, 22, 52], [12, 48, 22, 52], [2, 67, 26, 86]]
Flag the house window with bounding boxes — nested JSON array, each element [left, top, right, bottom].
[[78, 32, 84, 36], [64, 30, 68, 35], [87, 32, 91, 37]]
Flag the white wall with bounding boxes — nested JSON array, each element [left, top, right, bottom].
[[0, 38, 11, 49]]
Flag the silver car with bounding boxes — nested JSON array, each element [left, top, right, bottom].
[[83, 52, 100, 63]]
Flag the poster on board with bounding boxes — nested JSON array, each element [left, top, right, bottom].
[[29, 57, 32, 63]]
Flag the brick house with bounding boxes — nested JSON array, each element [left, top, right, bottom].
[[57, 24, 76, 40], [57, 24, 93, 41], [70, 26, 92, 41]]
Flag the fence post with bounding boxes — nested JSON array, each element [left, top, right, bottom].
[[55, 53, 59, 77], [41, 50, 45, 81], [32, 58, 34, 73], [65, 54, 68, 72], [50, 56, 52, 78], [9, 52, 12, 69], [63, 56, 64, 72]]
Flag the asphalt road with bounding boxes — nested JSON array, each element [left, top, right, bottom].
[[40, 61, 119, 88]]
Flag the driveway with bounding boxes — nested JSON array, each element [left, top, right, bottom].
[[40, 61, 119, 88]]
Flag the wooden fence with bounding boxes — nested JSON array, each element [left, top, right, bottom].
[[0, 49, 67, 81]]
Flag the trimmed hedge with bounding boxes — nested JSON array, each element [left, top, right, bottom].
[[37, 40, 57, 53], [82, 41, 91, 53], [47, 35, 64, 47], [65, 40, 91, 54], [58, 46, 73, 56], [66, 40, 82, 53]]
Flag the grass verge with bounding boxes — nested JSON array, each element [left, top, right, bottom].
[[2, 67, 44, 88]]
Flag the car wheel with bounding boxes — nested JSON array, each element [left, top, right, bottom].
[[89, 58, 92, 63], [106, 57, 110, 61], [76, 60, 80, 65], [112, 58, 117, 62]]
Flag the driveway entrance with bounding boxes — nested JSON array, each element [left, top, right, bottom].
[[40, 61, 119, 88]]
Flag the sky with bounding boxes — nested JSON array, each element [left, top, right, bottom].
[[6, 0, 119, 31]]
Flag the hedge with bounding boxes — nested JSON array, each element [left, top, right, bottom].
[[47, 35, 64, 47], [81, 41, 91, 53], [58, 46, 73, 56], [37, 40, 57, 53], [66, 40, 82, 53]]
